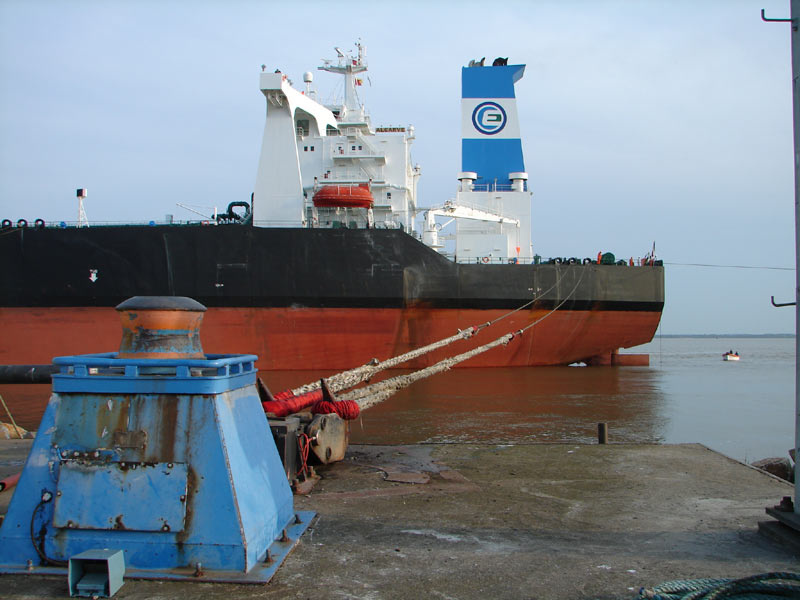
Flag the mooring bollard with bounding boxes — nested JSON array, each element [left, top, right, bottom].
[[0, 296, 314, 583], [598, 422, 608, 444]]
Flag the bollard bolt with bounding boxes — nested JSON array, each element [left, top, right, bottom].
[[598, 422, 608, 444]]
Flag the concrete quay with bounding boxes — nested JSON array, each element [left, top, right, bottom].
[[0, 440, 797, 599]]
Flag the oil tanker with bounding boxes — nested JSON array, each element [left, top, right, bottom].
[[0, 44, 663, 371]]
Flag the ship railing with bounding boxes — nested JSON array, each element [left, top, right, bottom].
[[455, 256, 534, 265], [321, 165, 384, 184], [454, 256, 662, 267], [12, 219, 224, 228], [467, 182, 527, 192]]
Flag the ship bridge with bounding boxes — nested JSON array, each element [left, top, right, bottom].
[[252, 43, 419, 232]]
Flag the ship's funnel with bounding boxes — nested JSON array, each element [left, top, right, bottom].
[[461, 64, 526, 187]]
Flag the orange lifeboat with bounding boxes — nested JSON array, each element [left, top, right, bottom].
[[312, 184, 374, 209]]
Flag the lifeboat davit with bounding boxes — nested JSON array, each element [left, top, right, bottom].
[[312, 184, 374, 209]]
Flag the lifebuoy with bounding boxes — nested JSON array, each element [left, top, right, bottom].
[[481, 256, 490, 264], [16, 219, 27, 228], [1, 219, 11, 228], [34, 218, 45, 228], [202, 220, 210, 226]]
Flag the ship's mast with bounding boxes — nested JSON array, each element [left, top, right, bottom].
[[318, 42, 367, 122]]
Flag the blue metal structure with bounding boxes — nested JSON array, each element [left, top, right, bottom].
[[0, 297, 313, 583], [461, 63, 526, 187]]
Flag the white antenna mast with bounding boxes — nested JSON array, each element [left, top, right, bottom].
[[76, 188, 89, 228]]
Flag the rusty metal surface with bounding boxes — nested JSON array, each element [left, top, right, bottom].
[[0, 365, 304, 582], [53, 461, 188, 532]]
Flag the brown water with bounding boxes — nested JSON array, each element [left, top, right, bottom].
[[1, 336, 794, 462]]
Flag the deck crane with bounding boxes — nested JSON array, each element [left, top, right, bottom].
[[421, 200, 520, 251]]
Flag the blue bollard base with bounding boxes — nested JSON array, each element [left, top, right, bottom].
[[0, 511, 316, 584]]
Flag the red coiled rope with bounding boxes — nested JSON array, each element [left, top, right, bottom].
[[262, 389, 323, 417], [311, 399, 360, 420], [261, 391, 361, 420], [272, 389, 295, 401]]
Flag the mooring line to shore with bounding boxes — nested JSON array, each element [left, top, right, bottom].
[[0, 394, 24, 439], [341, 269, 586, 411], [283, 265, 576, 399], [664, 261, 793, 271]]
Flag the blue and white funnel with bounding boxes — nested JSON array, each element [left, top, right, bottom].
[[461, 64, 526, 187]]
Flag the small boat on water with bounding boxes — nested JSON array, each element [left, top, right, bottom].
[[722, 350, 740, 361]]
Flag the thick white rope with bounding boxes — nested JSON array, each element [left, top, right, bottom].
[[287, 265, 575, 398], [342, 268, 587, 411]]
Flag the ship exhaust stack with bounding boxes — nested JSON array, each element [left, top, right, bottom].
[[444, 60, 532, 262], [461, 63, 526, 187]]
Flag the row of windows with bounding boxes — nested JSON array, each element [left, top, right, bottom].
[[302, 145, 367, 153]]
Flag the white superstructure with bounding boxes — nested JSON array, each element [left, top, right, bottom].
[[251, 44, 533, 263], [252, 43, 420, 231]]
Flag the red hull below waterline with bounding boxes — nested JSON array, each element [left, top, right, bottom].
[[0, 306, 660, 370]]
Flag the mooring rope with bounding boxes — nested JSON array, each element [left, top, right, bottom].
[[340, 268, 586, 411], [285, 327, 479, 398], [283, 264, 575, 399], [635, 572, 800, 600]]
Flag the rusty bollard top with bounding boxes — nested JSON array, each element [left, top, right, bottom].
[[115, 296, 207, 359]]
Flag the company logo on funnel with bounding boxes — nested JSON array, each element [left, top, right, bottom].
[[471, 101, 507, 135]]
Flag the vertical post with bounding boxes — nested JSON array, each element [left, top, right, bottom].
[[597, 422, 608, 444], [791, 0, 800, 514], [764, 2, 800, 514]]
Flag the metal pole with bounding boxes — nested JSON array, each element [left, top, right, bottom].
[[791, 0, 800, 514]]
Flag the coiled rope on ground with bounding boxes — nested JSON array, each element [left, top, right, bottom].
[[635, 572, 800, 600]]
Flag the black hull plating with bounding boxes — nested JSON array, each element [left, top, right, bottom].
[[0, 224, 664, 312]]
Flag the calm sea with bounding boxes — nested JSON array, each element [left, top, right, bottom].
[[1, 336, 795, 464], [288, 335, 796, 463]]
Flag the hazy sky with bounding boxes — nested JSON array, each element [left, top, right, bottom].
[[0, 0, 796, 335]]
